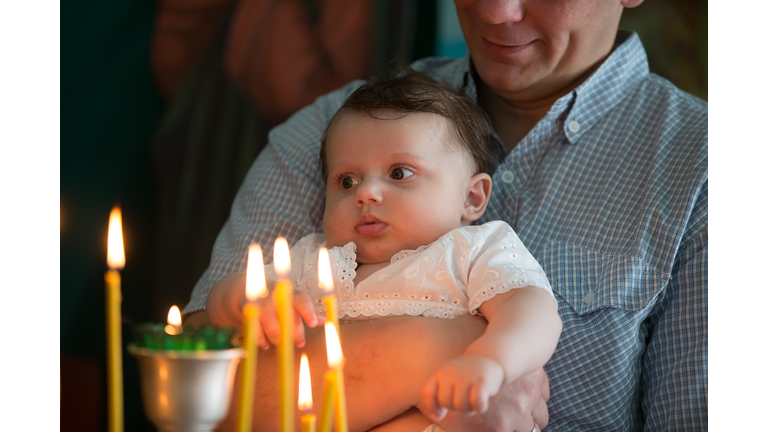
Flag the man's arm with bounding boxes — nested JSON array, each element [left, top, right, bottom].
[[641, 182, 707, 430], [214, 315, 551, 432], [215, 315, 487, 432]]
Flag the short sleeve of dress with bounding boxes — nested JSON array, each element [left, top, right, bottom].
[[466, 221, 556, 315]]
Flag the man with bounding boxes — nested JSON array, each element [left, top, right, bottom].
[[186, 0, 707, 430]]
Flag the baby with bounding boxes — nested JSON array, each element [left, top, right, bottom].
[[207, 71, 562, 431]]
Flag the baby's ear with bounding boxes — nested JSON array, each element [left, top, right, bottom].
[[462, 173, 492, 223]]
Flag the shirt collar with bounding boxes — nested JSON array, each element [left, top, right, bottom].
[[460, 30, 650, 145]]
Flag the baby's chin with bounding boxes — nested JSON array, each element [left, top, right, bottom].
[[354, 248, 396, 266]]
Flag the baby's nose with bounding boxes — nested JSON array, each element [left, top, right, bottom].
[[355, 179, 384, 207]]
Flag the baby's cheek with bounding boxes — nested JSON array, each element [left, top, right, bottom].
[[322, 216, 351, 249]]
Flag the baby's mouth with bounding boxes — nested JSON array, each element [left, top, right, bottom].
[[355, 215, 387, 237]]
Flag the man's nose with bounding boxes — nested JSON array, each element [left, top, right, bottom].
[[355, 179, 384, 207], [476, 0, 524, 25]]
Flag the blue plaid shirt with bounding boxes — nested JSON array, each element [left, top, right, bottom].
[[186, 30, 708, 431]]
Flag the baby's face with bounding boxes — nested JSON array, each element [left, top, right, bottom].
[[322, 111, 475, 264]]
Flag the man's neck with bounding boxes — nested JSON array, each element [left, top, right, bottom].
[[474, 52, 612, 154], [477, 81, 558, 154]]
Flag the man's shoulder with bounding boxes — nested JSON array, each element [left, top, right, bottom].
[[412, 56, 465, 71], [632, 73, 708, 139], [605, 72, 708, 172], [411, 56, 467, 88]]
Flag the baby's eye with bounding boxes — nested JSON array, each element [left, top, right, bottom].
[[390, 167, 414, 180], [340, 176, 359, 189]]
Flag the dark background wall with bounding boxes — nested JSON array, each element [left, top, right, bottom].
[[60, 1, 707, 430], [61, 1, 163, 430]]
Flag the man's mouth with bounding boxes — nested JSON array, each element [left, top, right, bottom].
[[355, 215, 387, 236], [481, 37, 534, 55]]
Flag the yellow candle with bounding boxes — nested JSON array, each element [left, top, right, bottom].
[[302, 414, 317, 432], [274, 238, 295, 432], [319, 248, 347, 432], [236, 302, 259, 431], [236, 244, 268, 432], [318, 372, 336, 432], [299, 353, 316, 432], [318, 248, 339, 332], [325, 322, 348, 432], [105, 206, 124, 432]]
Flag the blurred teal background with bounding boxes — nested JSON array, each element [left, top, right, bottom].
[[60, 1, 707, 430]]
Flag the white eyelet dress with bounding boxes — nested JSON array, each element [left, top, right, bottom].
[[265, 220, 556, 321]]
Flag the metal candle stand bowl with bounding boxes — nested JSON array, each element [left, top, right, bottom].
[[129, 345, 245, 432]]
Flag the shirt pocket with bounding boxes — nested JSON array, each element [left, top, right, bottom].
[[539, 241, 668, 315]]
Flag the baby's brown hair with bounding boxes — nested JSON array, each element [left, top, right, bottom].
[[320, 69, 498, 181]]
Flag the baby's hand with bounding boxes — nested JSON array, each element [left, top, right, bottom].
[[420, 352, 505, 422], [252, 288, 325, 350], [206, 272, 324, 349]]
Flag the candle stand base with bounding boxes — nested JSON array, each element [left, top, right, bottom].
[[129, 345, 245, 432]]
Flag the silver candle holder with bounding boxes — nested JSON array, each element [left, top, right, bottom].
[[129, 345, 245, 432]]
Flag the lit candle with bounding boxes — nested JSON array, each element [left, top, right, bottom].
[[163, 305, 183, 350], [236, 244, 268, 432], [319, 322, 348, 432], [299, 353, 317, 432], [318, 370, 336, 432], [105, 206, 124, 432], [165, 305, 182, 335], [318, 248, 339, 333], [274, 237, 295, 432]]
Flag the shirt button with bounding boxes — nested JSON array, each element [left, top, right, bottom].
[[582, 290, 595, 304], [501, 170, 515, 184], [567, 120, 581, 133]]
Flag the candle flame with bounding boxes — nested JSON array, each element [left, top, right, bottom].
[[274, 237, 291, 276], [325, 322, 344, 369], [298, 353, 313, 411], [318, 248, 334, 294], [167, 305, 182, 326], [246, 244, 268, 301], [107, 206, 125, 270]]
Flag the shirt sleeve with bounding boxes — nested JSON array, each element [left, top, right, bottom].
[[641, 180, 708, 430], [465, 221, 556, 315], [182, 81, 363, 314]]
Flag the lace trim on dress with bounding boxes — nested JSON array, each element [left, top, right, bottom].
[[467, 275, 540, 315], [335, 242, 357, 299], [325, 299, 469, 319], [389, 243, 429, 263]]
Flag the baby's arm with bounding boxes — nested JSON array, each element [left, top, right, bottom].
[[205, 271, 324, 348], [421, 287, 562, 422]]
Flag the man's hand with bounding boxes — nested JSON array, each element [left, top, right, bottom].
[[422, 367, 551, 432], [421, 353, 505, 421]]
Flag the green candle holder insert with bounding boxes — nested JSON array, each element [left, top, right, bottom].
[[131, 324, 237, 351]]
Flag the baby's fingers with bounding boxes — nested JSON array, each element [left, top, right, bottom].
[[259, 301, 281, 348], [468, 383, 489, 415], [294, 292, 324, 328], [254, 320, 270, 350], [421, 377, 448, 422], [292, 306, 307, 348], [452, 381, 475, 415], [468, 360, 504, 414]]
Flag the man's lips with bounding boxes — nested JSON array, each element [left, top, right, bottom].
[[481, 37, 534, 55], [355, 215, 387, 236]]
